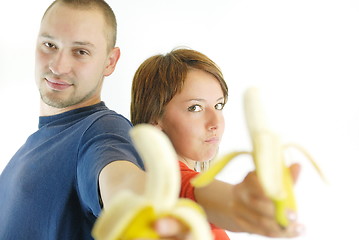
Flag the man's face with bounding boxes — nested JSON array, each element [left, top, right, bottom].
[[35, 3, 112, 110]]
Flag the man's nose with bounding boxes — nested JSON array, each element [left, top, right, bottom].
[[49, 51, 71, 75]]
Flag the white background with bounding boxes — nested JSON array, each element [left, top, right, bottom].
[[1, 1, 358, 239]]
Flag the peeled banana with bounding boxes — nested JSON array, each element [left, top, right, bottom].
[[191, 87, 326, 227], [92, 124, 213, 240]]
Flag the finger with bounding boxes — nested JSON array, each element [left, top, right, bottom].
[[240, 171, 266, 197], [232, 184, 279, 232], [285, 222, 305, 238], [289, 163, 301, 184], [154, 217, 190, 238], [233, 203, 278, 231], [232, 210, 304, 239], [232, 172, 304, 238], [230, 206, 286, 238], [235, 172, 275, 217]]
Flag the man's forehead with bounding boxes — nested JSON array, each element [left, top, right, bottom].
[[41, 7, 106, 37], [42, 2, 104, 25], [39, 2, 112, 50]]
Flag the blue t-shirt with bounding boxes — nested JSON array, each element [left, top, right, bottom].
[[0, 102, 144, 240]]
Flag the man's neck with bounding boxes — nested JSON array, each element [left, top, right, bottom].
[[39, 98, 101, 116]]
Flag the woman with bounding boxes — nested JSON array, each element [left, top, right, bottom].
[[131, 48, 303, 239]]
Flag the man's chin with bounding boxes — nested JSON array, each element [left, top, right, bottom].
[[41, 95, 73, 109]]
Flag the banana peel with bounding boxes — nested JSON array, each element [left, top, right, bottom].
[[92, 124, 213, 240], [191, 87, 326, 227]]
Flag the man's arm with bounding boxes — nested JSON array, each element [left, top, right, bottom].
[[99, 160, 146, 207], [98, 160, 194, 239]]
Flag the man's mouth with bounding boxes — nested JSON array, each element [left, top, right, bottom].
[[45, 78, 72, 91]]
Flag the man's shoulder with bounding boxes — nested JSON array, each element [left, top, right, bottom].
[[80, 109, 133, 139], [89, 109, 133, 128]]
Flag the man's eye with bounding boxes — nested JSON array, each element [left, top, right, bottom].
[[215, 103, 225, 110], [188, 105, 203, 112], [76, 49, 90, 56]]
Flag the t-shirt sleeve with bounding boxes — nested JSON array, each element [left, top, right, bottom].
[[179, 161, 199, 201], [179, 162, 230, 240], [76, 114, 144, 216]]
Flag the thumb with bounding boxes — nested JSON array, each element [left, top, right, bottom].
[[289, 163, 301, 184]]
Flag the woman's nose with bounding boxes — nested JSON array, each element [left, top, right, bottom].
[[207, 109, 221, 131]]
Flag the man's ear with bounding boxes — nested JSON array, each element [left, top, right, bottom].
[[104, 47, 121, 77]]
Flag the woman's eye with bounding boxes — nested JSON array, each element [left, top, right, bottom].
[[44, 42, 56, 49], [188, 105, 203, 112], [215, 103, 225, 110]]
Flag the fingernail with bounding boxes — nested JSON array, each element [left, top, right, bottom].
[[155, 218, 180, 236], [287, 211, 297, 222], [185, 233, 194, 240], [295, 224, 306, 235], [155, 219, 170, 234]]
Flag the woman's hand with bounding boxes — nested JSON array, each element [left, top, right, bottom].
[[231, 163, 303, 237]]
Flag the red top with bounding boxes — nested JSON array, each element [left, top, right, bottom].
[[179, 161, 230, 240]]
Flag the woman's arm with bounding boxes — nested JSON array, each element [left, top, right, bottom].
[[195, 164, 303, 238]]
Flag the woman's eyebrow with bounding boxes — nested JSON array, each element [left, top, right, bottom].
[[39, 33, 53, 40], [184, 97, 224, 103]]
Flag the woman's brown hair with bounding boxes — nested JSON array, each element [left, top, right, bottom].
[[131, 48, 228, 126]]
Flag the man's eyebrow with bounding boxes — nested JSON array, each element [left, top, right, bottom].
[[39, 33, 95, 47], [73, 41, 95, 48]]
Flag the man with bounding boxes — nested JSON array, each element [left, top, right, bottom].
[[0, 0, 189, 239]]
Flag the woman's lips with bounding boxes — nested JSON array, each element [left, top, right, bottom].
[[205, 137, 220, 144], [45, 78, 72, 91]]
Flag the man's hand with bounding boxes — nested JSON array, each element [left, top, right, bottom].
[[151, 217, 192, 240]]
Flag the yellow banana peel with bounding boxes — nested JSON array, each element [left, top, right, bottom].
[[92, 124, 213, 240], [191, 87, 326, 227]]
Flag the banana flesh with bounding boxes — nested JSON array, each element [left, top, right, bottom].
[[92, 124, 213, 240], [191, 87, 326, 227]]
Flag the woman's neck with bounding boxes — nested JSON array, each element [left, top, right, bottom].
[[178, 156, 196, 171]]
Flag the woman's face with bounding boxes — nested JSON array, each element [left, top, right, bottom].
[[156, 69, 225, 167]]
